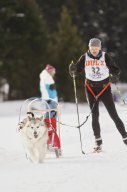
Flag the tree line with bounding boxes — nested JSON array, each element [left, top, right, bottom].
[[0, 0, 127, 101]]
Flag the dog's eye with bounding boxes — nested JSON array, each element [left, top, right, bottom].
[[31, 127, 34, 129], [37, 126, 39, 129]]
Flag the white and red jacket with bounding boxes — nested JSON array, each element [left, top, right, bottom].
[[39, 69, 58, 101]]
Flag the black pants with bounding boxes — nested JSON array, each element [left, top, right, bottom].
[[85, 79, 126, 138]]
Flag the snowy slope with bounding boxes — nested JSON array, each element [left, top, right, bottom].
[[0, 101, 127, 192]]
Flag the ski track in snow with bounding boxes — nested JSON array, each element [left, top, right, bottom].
[[0, 101, 127, 192]]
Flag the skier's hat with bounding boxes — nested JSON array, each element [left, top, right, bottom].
[[45, 64, 56, 72], [89, 38, 101, 47]]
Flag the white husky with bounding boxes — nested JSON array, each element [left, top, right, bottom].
[[19, 114, 48, 163]]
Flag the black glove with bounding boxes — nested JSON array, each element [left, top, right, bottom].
[[49, 84, 56, 90], [110, 74, 119, 84], [69, 63, 77, 77]]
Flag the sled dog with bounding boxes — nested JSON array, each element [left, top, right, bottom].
[[19, 114, 48, 163]]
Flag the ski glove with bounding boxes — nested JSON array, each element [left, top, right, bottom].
[[69, 63, 77, 77], [49, 84, 56, 90], [110, 74, 119, 84]]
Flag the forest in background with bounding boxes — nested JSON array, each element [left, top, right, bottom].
[[0, 0, 127, 101]]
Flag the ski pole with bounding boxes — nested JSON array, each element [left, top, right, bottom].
[[72, 61, 85, 155]]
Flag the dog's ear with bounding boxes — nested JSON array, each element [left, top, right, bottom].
[[27, 116, 33, 121], [27, 112, 35, 121], [40, 116, 46, 127], [27, 112, 34, 119], [18, 118, 28, 130], [41, 121, 46, 127], [40, 115, 44, 121]]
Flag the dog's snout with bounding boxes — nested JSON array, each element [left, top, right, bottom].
[[34, 131, 37, 135]]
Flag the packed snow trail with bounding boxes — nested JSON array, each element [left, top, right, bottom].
[[0, 101, 127, 192]]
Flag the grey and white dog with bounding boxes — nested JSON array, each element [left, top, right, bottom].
[[19, 113, 48, 163]]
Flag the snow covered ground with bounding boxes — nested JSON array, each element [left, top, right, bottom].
[[0, 100, 127, 192]]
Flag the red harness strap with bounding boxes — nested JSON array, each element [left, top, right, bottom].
[[85, 80, 110, 99]]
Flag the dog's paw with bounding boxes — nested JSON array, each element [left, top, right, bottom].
[[18, 122, 23, 130]]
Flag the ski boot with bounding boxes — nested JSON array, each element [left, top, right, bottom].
[[93, 137, 102, 153], [122, 133, 127, 145]]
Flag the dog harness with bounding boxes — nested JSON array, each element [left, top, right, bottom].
[[85, 80, 110, 99]]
